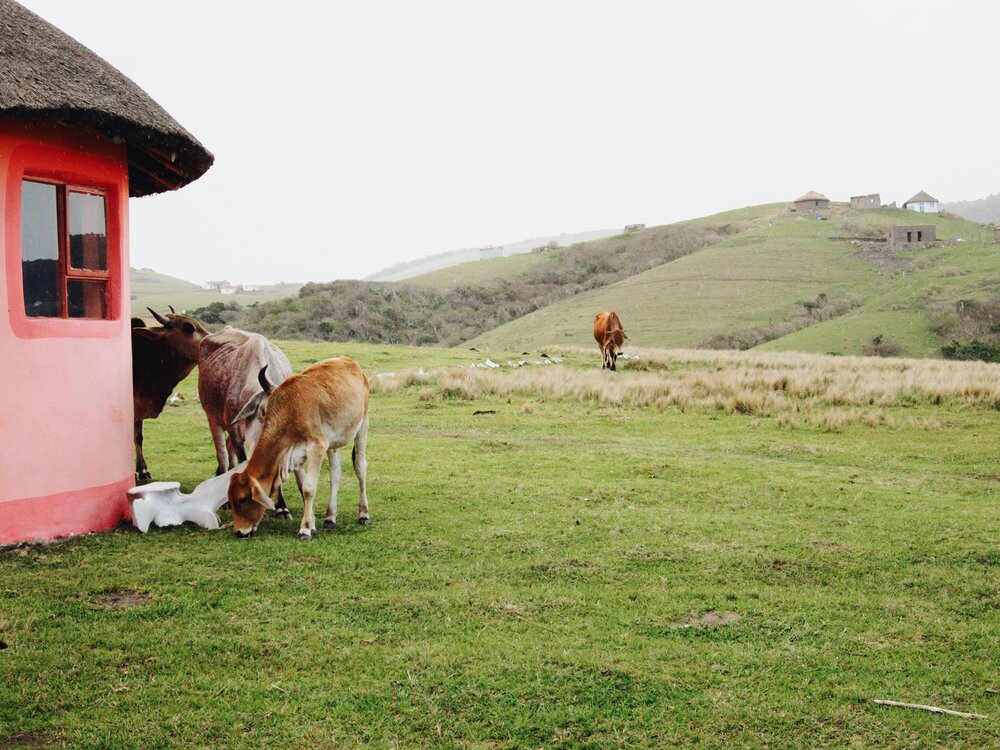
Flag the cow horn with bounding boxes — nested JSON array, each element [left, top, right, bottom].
[[147, 307, 172, 327], [168, 305, 176, 314], [258, 365, 273, 394]]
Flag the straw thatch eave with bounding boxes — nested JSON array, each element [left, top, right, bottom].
[[0, 0, 213, 197]]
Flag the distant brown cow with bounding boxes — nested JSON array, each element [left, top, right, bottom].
[[132, 307, 208, 483], [593, 311, 627, 371]]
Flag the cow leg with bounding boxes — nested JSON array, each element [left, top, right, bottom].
[[274, 485, 292, 520], [297, 444, 325, 540], [323, 449, 342, 529], [610, 350, 618, 372], [134, 420, 152, 485], [353, 415, 370, 526], [208, 418, 228, 475]]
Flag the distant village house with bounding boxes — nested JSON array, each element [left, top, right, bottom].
[[902, 191, 939, 213], [850, 194, 880, 210], [888, 225, 936, 245], [792, 191, 830, 212]]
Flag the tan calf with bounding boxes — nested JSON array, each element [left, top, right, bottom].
[[227, 357, 370, 539]]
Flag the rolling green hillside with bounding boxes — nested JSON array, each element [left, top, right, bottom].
[[466, 204, 998, 358], [129, 268, 301, 322], [402, 250, 548, 289]]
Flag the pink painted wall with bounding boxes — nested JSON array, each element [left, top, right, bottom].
[[0, 120, 134, 543]]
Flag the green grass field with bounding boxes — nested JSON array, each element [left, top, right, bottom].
[[2, 340, 998, 748]]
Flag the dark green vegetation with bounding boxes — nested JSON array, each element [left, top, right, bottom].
[[2, 341, 997, 748], [933, 298, 1000, 362], [205, 204, 999, 360]]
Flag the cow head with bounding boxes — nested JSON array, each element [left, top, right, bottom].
[[228, 366, 276, 456], [227, 471, 275, 537], [132, 306, 208, 362]]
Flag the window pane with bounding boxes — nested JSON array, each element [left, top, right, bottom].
[[69, 191, 107, 270], [67, 280, 107, 319], [21, 180, 61, 317]]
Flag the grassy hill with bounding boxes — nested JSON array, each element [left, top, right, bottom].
[[366, 228, 619, 283], [129, 268, 301, 322], [466, 204, 998, 358]]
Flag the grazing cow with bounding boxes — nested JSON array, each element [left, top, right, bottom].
[[198, 327, 294, 518], [132, 307, 208, 483], [593, 311, 628, 371], [227, 357, 370, 539]]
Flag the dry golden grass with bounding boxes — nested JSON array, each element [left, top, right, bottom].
[[372, 347, 1000, 429]]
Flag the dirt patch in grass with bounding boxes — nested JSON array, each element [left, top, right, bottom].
[[852, 245, 913, 273], [88, 588, 153, 609], [0, 730, 56, 748], [671, 609, 740, 629]]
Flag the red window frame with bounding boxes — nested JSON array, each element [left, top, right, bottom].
[[22, 178, 111, 320], [5, 140, 125, 340]]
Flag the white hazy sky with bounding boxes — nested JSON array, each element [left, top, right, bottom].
[[20, 0, 1000, 285]]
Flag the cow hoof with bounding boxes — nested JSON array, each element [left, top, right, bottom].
[[275, 509, 292, 520], [297, 531, 314, 541], [136, 472, 153, 486], [358, 517, 370, 526], [324, 519, 336, 529]]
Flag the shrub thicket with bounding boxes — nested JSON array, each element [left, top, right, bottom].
[[860, 334, 902, 358], [931, 298, 1000, 362], [699, 291, 861, 350]]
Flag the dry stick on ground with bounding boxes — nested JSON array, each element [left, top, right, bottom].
[[873, 700, 986, 720]]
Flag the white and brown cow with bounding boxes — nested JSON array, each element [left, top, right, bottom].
[[198, 327, 293, 474], [227, 357, 370, 539]]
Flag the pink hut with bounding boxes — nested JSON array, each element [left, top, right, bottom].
[[0, 0, 213, 543]]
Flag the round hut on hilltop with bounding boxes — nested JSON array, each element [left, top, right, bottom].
[[792, 191, 830, 212], [0, 0, 212, 543]]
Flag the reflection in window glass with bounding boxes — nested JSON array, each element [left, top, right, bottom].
[[67, 280, 108, 318], [21, 180, 61, 317], [69, 191, 107, 270]]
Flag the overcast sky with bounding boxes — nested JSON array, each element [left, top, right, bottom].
[[20, 1, 1000, 285]]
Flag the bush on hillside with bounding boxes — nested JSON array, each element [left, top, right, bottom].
[[700, 292, 861, 351], [190, 300, 242, 326], [942, 339, 1000, 363], [861, 334, 901, 358]]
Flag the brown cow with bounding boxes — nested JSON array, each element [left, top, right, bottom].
[[227, 357, 370, 539], [593, 311, 627, 371], [132, 307, 208, 483]]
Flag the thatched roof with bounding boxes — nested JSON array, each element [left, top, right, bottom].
[[793, 191, 829, 203], [904, 190, 938, 205], [0, 0, 213, 197]]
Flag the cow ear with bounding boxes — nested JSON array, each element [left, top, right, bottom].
[[229, 391, 265, 429], [250, 477, 275, 510], [132, 327, 165, 340]]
